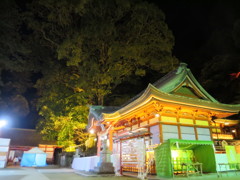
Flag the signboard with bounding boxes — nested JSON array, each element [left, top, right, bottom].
[[0, 138, 11, 168]]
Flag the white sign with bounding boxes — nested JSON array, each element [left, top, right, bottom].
[[0, 138, 11, 168]]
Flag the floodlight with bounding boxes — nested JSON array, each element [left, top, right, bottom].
[[0, 120, 7, 128]]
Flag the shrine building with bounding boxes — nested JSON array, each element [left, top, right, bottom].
[[87, 63, 240, 175]]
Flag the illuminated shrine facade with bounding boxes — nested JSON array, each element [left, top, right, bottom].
[[88, 63, 240, 173]]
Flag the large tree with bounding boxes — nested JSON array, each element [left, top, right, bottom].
[[24, 0, 178, 150], [58, 0, 178, 105], [27, 0, 178, 104], [35, 63, 90, 149]]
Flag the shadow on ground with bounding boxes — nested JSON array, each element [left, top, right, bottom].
[[0, 175, 26, 180]]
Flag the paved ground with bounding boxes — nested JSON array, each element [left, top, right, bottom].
[[0, 166, 240, 180], [0, 166, 136, 180]]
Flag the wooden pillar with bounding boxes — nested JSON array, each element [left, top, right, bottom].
[[176, 108, 181, 139], [194, 126, 198, 140], [158, 113, 163, 143], [193, 110, 198, 140], [120, 140, 123, 175], [178, 125, 182, 139], [97, 134, 101, 156], [208, 115, 214, 141], [109, 129, 113, 151], [159, 123, 163, 143]]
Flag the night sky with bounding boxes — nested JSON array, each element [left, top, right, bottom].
[[1, 0, 239, 129], [153, 0, 240, 73]]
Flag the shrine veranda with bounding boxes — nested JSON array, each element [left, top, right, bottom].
[[78, 63, 240, 178]]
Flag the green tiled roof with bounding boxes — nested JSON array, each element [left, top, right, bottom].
[[154, 63, 218, 102], [102, 63, 240, 119]]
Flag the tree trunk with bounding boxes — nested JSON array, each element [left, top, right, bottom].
[[97, 95, 104, 105]]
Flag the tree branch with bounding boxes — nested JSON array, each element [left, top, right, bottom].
[[40, 27, 59, 47]]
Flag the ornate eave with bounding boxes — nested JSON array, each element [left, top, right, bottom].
[[102, 63, 240, 123], [102, 84, 240, 122]]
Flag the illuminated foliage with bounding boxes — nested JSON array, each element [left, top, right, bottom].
[[27, 0, 178, 105], [23, 0, 178, 151], [85, 134, 96, 149], [35, 65, 90, 149]]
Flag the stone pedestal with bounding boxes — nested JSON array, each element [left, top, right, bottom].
[[94, 162, 115, 174], [94, 139, 115, 174]]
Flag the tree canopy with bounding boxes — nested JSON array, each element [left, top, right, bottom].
[[14, 0, 177, 150], [27, 0, 178, 105], [3, 0, 239, 152]]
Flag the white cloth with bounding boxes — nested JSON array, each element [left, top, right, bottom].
[[72, 155, 120, 173], [72, 156, 100, 171]]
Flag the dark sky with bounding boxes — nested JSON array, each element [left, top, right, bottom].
[[157, 1, 212, 58], [2, 0, 240, 129], [150, 0, 240, 74]]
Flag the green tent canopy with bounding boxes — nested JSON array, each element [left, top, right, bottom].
[[154, 139, 217, 178]]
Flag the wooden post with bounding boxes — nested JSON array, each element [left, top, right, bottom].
[[159, 123, 163, 143], [193, 111, 198, 140], [109, 129, 113, 151], [176, 108, 181, 139], [120, 140, 123, 175], [158, 114, 163, 143], [97, 134, 101, 156]]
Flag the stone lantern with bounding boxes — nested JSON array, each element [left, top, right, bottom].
[[94, 139, 115, 174]]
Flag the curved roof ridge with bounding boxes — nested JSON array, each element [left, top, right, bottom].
[[153, 63, 188, 91], [103, 83, 240, 120], [102, 63, 240, 120], [119, 65, 182, 108], [152, 69, 178, 88], [185, 68, 218, 103]]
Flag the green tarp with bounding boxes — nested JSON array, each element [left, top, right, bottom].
[[226, 146, 238, 164], [154, 139, 217, 178]]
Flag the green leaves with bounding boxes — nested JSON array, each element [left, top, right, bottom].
[[35, 65, 90, 150], [24, 0, 178, 151], [55, 0, 178, 104]]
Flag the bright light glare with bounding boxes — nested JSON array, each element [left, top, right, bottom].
[[171, 150, 179, 159], [89, 129, 95, 134], [0, 120, 7, 128], [155, 113, 160, 118]]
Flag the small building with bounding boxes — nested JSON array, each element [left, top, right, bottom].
[[88, 63, 240, 176], [0, 128, 60, 165]]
